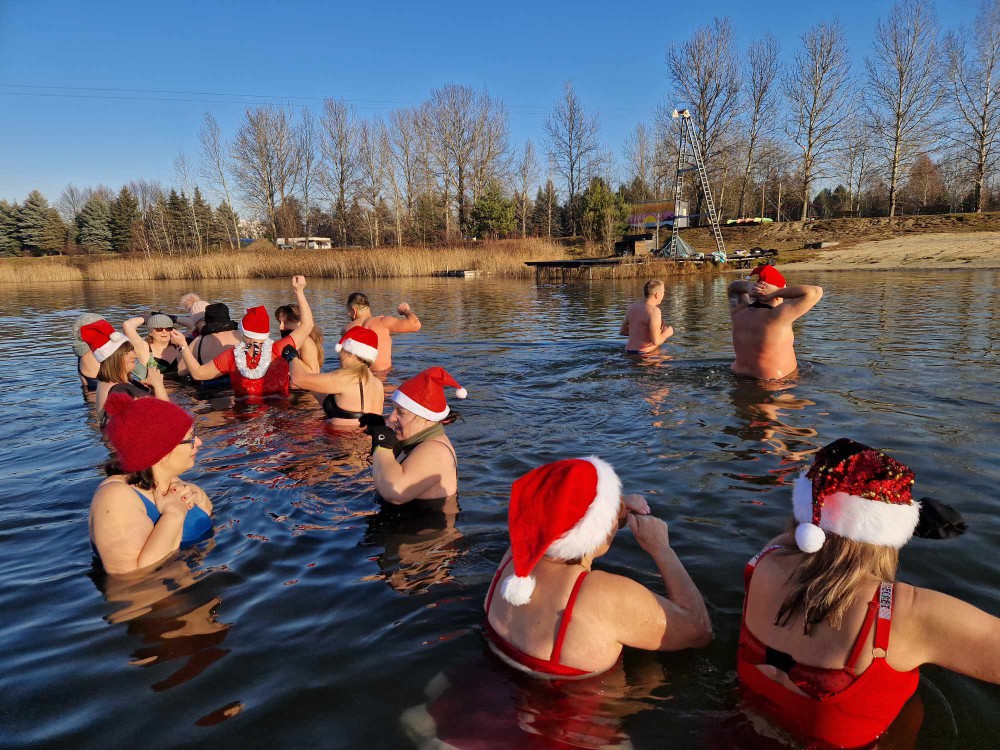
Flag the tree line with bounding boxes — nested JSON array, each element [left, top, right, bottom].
[[2, 0, 998, 258]]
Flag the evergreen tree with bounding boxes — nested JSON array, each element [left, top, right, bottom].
[[470, 182, 516, 239], [45, 208, 68, 253], [109, 186, 140, 252], [530, 180, 561, 238], [77, 194, 112, 252], [0, 200, 20, 256], [581, 177, 628, 252], [167, 190, 193, 250], [18, 190, 56, 254], [192, 187, 213, 249], [213, 202, 241, 248]]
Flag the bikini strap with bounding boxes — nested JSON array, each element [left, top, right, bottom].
[[872, 582, 895, 655], [843, 587, 882, 673], [550, 570, 589, 664], [485, 557, 514, 614], [358, 376, 365, 406], [744, 544, 785, 588], [196, 336, 204, 364]]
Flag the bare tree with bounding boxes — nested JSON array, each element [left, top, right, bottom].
[[320, 100, 358, 247], [173, 152, 203, 253], [544, 81, 602, 234], [356, 119, 387, 247], [843, 121, 876, 216], [944, 0, 1000, 213], [622, 122, 655, 200], [198, 113, 241, 249], [784, 20, 855, 220], [738, 34, 781, 217], [387, 107, 420, 226], [56, 184, 86, 226], [866, 0, 943, 221], [297, 108, 321, 244], [514, 140, 540, 237]]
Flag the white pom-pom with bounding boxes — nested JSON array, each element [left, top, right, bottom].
[[795, 523, 826, 553], [335, 343, 344, 352], [110, 332, 125, 342], [500, 574, 534, 605], [455, 387, 467, 399]]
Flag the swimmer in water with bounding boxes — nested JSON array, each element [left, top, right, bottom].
[[485, 457, 712, 679], [738, 438, 999, 749], [361, 367, 464, 504], [620, 279, 674, 355], [73, 313, 103, 393], [727, 265, 823, 380], [81, 319, 170, 415], [123, 313, 181, 376], [89, 394, 212, 574], [275, 302, 324, 373], [177, 303, 239, 383], [342, 292, 421, 373]]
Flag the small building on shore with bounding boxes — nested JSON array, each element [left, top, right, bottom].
[[276, 237, 334, 250]]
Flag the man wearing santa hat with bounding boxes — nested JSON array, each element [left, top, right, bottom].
[[727, 264, 823, 380], [172, 276, 314, 398], [361, 367, 464, 504]]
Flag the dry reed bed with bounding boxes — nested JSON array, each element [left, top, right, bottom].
[[0, 239, 714, 284]]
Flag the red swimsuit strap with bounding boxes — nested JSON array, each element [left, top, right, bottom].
[[485, 557, 514, 613], [550, 571, 589, 664]]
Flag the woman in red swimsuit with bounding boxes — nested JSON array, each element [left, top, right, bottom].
[[484, 457, 712, 679], [739, 438, 1000, 749]]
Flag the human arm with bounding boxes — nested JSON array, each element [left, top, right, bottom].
[[169, 480, 213, 515], [90, 482, 189, 574], [288, 357, 344, 394], [619, 313, 630, 337], [382, 303, 421, 333], [176, 337, 199, 376], [371, 441, 451, 505], [610, 514, 713, 651], [647, 307, 674, 347], [140, 364, 170, 402], [764, 284, 823, 321], [728, 280, 754, 309], [890, 584, 1000, 683], [170, 330, 222, 381], [287, 276, 315, 350], [122, 316, 152, 364]]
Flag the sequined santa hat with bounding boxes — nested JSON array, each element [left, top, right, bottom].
[[391, 366, 467, 422], [80, 319, 128, 362], [501, 457, 622, 606], [239, 306, 271, 340], [793, 438, 921, 553], [335, 327, 379, 365]]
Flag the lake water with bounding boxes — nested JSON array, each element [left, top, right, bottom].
[[0, 271, 997, 749]]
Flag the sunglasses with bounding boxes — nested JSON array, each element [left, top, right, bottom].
[[154, 327, 173, 332]]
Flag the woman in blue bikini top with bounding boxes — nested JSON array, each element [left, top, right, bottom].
[[89, 394, 213, 575]]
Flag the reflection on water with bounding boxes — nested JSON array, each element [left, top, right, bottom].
[[0, 272, 997, 747]]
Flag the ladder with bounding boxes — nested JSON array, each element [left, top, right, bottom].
[[665, 109, 726, 259]]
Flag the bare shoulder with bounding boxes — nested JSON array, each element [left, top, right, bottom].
[[91, 480, 147, 518]]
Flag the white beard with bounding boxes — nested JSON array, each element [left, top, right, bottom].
[[234, 339, 273, 379]]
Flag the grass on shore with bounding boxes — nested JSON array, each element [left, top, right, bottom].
[[0, 238, 703, 284]]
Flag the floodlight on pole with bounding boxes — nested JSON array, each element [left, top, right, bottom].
[[671, 108, 691, 120]]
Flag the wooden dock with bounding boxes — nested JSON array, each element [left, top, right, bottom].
[[524, 256, 647, 281], [432, 269, 483, 278]]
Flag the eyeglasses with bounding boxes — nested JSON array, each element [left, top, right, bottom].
[[178, 432, 197, 446]]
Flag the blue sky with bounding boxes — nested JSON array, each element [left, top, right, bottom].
[[0, 0, 980, 204]]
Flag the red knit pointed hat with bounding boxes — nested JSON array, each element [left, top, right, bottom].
[[80, 319, 127, 362], [240, 306, 271, 340], [103, 393, 194, 472], [750, 264, 786, 288], [392, 366, 467, 422], [335, 326, 379, 364], [501, 457, 622, 606], [792, 438, 920, 552]]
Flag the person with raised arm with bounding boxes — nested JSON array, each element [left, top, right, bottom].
[[275, 302, 324, 373], [122, 312, 181, 376], [738, 438, 999, 748], [484, 457, 712, 679], [727, 265, 823, 380], [89, 394, 212, 574], [81, 319, 170, 415], [361, 367, 464, 504], [173, 276, 313, 398], [342, 291, 421, 372], [620, 279, 674, 355]]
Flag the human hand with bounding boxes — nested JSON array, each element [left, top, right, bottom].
[[627, 513, 671, 555], [291, 275, 307, 290], [397, 302, 411, 316], [142, 365, 165, 389], [169, 329, 188, 348], [623, 493, 650, 515], [154, 482, 190, 516], [364, 417, 398, 455], [281, 344, 299, 363], [359, 413, 387, 433]]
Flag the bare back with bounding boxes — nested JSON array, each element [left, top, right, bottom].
[[362, 317, 393, 371], [185, 331, 239, 369], [624, 301, 661, 353], [730, 304, 798, 380]]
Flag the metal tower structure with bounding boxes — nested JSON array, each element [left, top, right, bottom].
[[665, 109, 726, 259]]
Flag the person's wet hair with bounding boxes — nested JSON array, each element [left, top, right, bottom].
[[347, 292, 370, 309]]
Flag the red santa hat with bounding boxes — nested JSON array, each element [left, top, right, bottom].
[[392, 366, 467, 422], [239, 306, 271, 340], [501, 457, 622, 606], [750, 264, 786, 288], [793, 438, 921, 553], [335, 327, 379, 365], [80, 319, 127, 362]]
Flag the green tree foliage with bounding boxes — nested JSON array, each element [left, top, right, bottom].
[[46, 209, 68, 253], [77, 194, 113, 252], [192, 187, 213, 249], [581, 177, 628, 252], [470, 182, 516, 239], [109, 186, 140, 252], [0, 200, 20, 256], [213, 202, 241, 248], [529, 180, 561, 237], [18, 191, 64, 254], [167, 190, 194, 250]]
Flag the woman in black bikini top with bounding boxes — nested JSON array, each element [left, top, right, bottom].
[[284, 326, 384, 427]]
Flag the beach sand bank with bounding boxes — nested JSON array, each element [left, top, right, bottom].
[[783, 231, 1000, 271]]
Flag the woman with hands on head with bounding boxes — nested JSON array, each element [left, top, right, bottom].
[[122, 312, 181, 376], [361, 367, 465, 504], [485, 457, 712, 679], [80, 319, 170, 415], [89, 394, 213, 575]]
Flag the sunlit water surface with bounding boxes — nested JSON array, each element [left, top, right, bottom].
[[0, 271, 997, 749]]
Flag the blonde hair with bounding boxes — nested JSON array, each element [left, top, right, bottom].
[[97, 341, 136, 384], [776, 527, 899, 635]]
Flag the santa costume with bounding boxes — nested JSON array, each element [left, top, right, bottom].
[[212, 306, 296, 398]]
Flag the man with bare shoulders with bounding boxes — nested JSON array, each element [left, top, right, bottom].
[[727, 265, 823, 380], [343, 292, 421, 372], [620, 279, 674, 354]]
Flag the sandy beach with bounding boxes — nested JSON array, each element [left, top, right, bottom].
[[785, 231, 1000, 271]]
